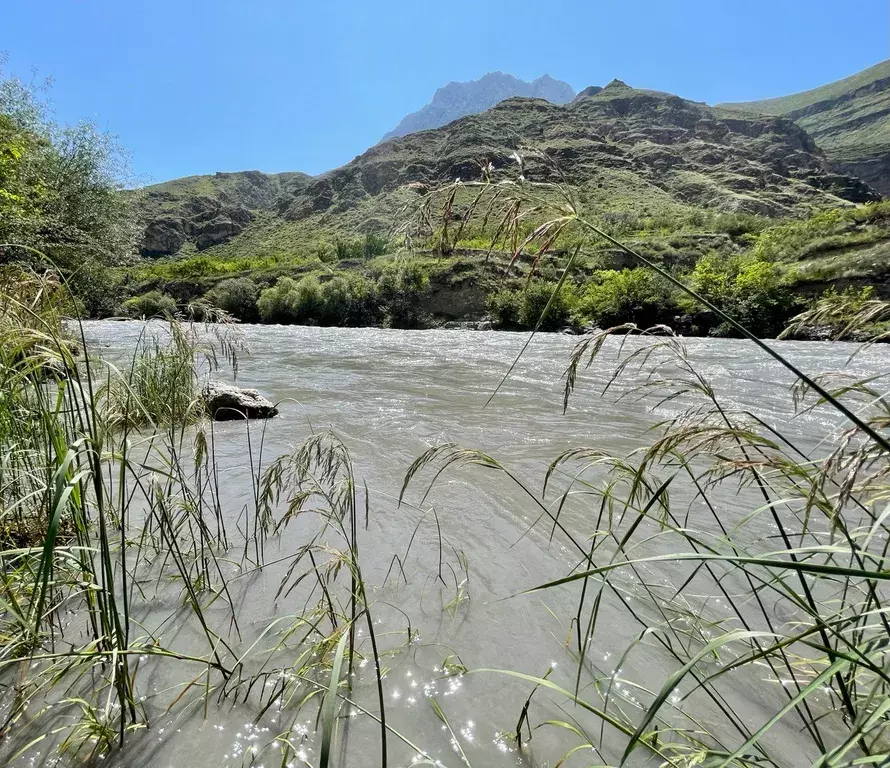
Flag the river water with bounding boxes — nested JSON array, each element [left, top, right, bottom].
[[31, 323, 890, 766]]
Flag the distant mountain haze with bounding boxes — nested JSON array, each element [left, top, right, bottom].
[[379, 72, 576, 142]]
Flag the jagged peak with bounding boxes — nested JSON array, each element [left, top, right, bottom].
[[380, 72, 575, 142]]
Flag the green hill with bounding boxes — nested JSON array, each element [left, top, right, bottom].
[[721, 60, 890, 195]]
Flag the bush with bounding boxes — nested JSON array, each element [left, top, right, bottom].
[[710, 211, 769, 238], [578, 268, 679, 328], [313, 241, 337, 264], [122, 290, 176, 318], [205, 277, 259, 322], [375, 263, 429, 328], [363, 233, 388, 259], [70, 263, 126, 318], [687, 253, 797, 337], [487, 289, 522, 329], [332, 234, 389, 262], [257, 276, 323, 324], [319, 274, 381, 326], [258, 273, 382, 326], [487, 281, 578, 331]]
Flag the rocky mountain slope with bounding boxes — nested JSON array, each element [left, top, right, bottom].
[[721, 59, 890, 195], [379, 72, 575, 142], [136, 80, 877, 260], [135, 170, 310, 257]]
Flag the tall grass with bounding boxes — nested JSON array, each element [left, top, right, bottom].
[[0, 269, 409, 767], [396, 159, 890, 766]]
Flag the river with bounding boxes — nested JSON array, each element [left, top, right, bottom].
[[23, 322, 890, 767]]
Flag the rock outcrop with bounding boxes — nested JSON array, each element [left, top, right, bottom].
[[135, 170, 311, 257], [202, 382, 279, 420]]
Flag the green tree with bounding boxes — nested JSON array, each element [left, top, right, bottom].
[[0, 63, 137, 312], [376, 263, 429, 328]]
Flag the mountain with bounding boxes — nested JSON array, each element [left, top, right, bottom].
[[135, 170, 310, 256], [379, 72, 576, 142], [720, 60, 890, 195], [284, 80, 874, 223], [136, 80, 876, 262]]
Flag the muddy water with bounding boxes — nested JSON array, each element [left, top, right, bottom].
[[39, 324, 890, 766]]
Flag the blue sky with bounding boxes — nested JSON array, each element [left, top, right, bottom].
[[4, 0, 888, 184]]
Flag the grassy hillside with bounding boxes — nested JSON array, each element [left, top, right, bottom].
[[136, 80, 874, 263], [721, 60, 890, 194]]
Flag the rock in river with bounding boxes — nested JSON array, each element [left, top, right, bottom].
[[202, 382, 279, 421]]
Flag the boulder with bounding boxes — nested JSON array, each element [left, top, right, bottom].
[[202, 382, 279, 421]]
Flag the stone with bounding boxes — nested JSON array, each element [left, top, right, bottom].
[[194, 217, 249, 251], [202, 382, 279, 421]]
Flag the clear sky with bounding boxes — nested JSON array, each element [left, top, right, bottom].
[[4, 0, 888, 184]]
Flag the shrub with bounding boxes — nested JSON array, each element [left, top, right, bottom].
[[122, 290, 176, 318], [334, 238, 362, 261], [257, 275, 324, 324], [205, 277, 260, 322], [782, 285, 889, 340], [518, 281, 577, 330], [258, 273, 382, 326], [487, 289, 522, 329], [257, 277, 295, 323], [363, 233, 388, 259], [319, 274, 381, 326], [710, 211, 769, 238], [687, 253, 797, 337], [313, 241, 337, 264], [578, 268, 678, 328], [487, 281, 578, 331], [70, 263, 126, 318], [376, 263, 429, 328]]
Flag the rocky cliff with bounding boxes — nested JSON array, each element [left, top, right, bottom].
[[135, 170, 310, 257]]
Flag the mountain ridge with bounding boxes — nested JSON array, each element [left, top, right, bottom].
[[379, 71, 576, 142], [136, 79, 876, 260], [720, 59, 890, 194]]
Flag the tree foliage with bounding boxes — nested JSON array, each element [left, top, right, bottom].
[[0, 61, 137, 311]]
